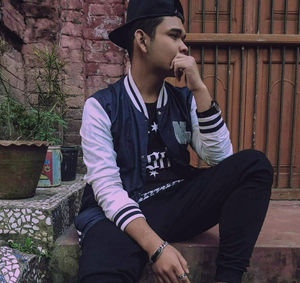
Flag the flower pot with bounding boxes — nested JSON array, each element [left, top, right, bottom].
[[38, 146, 62, 187], [61, 146, 78, 181], [0, 140, 49, 199]]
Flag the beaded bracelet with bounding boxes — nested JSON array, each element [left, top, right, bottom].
[[150, 241, 169, 263]]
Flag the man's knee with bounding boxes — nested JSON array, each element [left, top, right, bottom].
[[237, 149, 274, 185], [235, 149, 271, 168]]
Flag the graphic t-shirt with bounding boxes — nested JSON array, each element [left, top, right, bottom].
[[143, 102, 181, 195]]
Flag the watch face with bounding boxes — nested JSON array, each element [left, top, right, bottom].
[[212, 101, 220, 112]]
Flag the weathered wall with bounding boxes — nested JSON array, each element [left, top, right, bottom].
[[60, 0, 127, 172], [0, 0, 25, 104], [59, 0, 126, 149], [59, 0, 86, 167], [0, 0, 128, 173], [0, 45, 25, 105]]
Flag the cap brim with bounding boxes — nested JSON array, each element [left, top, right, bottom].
[[109, 12, 184, 49], [109, 23, 133, 49]]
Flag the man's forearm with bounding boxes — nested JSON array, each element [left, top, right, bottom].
[[192, 84, 212, 113], [124, 217, 164, 257]]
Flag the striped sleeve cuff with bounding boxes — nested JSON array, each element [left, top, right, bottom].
[[197, 111, 225, 134], [113, 205, 145, 231]]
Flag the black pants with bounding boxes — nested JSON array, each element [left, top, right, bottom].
[[78, 150, 273, 283]]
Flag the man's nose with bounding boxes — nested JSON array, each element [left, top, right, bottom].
[[179, 41, 188, 55]]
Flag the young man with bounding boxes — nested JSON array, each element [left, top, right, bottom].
[[75, 0, 273, 282]]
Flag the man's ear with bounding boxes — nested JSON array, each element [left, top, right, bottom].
[[134, 29, 149, 54]]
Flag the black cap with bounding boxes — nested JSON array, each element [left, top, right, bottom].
[[109, 0, 184, 49]]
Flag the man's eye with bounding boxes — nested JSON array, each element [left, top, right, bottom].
[[170, 34, 177, 39]]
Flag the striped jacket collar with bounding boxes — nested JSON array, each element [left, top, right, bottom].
[[124, 68, 168, 119]]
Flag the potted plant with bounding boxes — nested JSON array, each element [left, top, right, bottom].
[[33, 45, 79, 183], [0, 72, 51, 199], [0, 41, 67, 198], [31, 45, 70, 187]]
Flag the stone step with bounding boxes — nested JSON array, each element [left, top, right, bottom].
[[49, 201, 300, 283], [0, 176, 85, 252], [0, 244, 49, 283], [49, 224, 80, 283]]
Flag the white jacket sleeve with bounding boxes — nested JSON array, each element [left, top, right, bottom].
[[190, 97, 233, 165], [81, 97, 145, 231]]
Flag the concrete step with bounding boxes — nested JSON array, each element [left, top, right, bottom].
[[0, 176, 85, 252], [49, 201, 300, 283], [0, 244, 49, 283], [49, 224, 80, 283]]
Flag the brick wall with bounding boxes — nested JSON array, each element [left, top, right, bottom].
[[83, 0, 125, 96], [0, 0, 25, 104], [58, 0, 85, 172], [0, 0, 128, 174], [0, 46, 25, 105], [59, 0, 127, 173], [1, 0, 61, 109]]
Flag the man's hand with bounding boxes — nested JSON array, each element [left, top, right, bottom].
[[170, 53, 204, 92], [125, 218, 190, 283], [152, 245, 190, 283], [170, 53, 212, 113]]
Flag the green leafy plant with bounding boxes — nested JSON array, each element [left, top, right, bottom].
[[0, 42, 68, 144], [0, 97, 66, 143], [8, 237, 50, 259], [0, 71, 16, 139], [33, 45, 68, 118]]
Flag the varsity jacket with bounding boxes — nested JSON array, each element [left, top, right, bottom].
[[75, 69, 233, 238]]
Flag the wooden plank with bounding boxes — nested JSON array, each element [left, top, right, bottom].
[[271, 189, 300, 200], [186, 33, 300, 46]]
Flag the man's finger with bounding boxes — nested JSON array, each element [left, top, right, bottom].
[[161, 272, 172, 283], [171, 54, 188, 70], [177, 253, 189, 274], [168, 267, 182, 283], [170, 58, 175, 70], [155, 274, 164, 283], [173, 62, 184, 81], [176, 273, 191, 283], [174, 267, 190, 283], [174, 53, 188, 60]]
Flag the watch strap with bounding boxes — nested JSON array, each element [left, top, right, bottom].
[[197, 100, 220, 118]]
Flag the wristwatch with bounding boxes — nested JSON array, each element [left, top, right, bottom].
[[210, 100, 220, 112], [197, 100, 220, 118]]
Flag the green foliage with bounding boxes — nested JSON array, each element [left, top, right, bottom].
[[33, 45, 68, 117], [29, 110, 66, 144], [0, 96, 27, 140], [8, 237, 50, 258], [0, 96, 66, 143], [0, 43, 69, 144]]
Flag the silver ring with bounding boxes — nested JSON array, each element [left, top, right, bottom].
[[177, 273, 187, 280]]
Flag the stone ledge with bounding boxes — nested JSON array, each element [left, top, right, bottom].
[[0, 176, 85, 251], [49, 201, 300, 283]]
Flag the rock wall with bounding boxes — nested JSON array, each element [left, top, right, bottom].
[[0, 0, 128, 173]]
